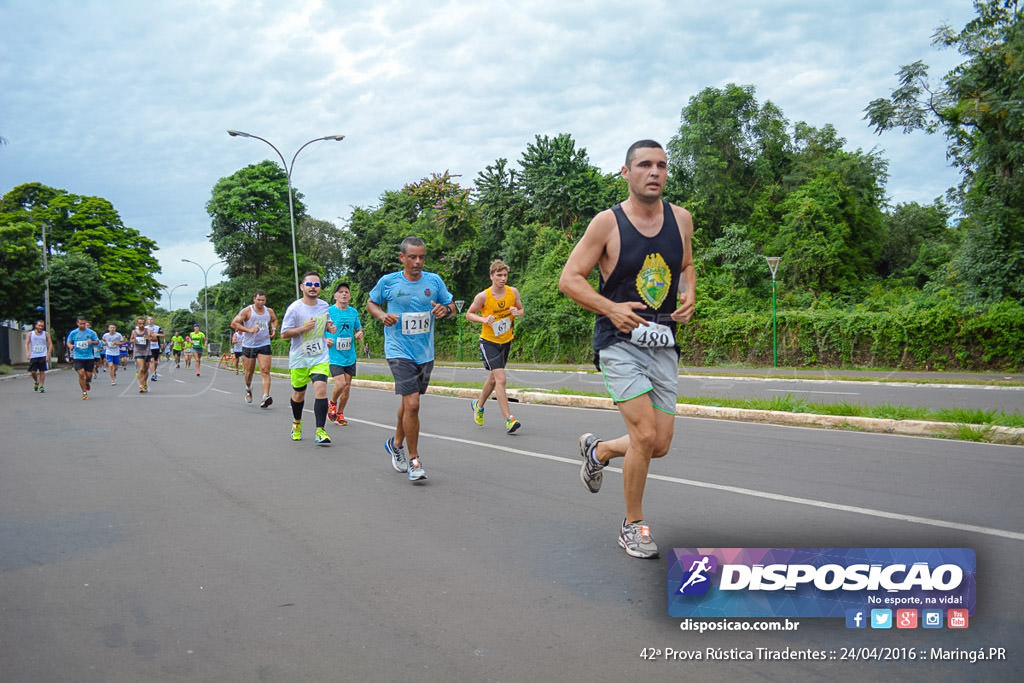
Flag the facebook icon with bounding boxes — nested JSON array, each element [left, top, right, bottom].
[[845, 609, 867, 629]]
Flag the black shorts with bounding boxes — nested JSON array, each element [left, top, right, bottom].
[[330, 363, 357, 378], [387, 358, 433, 396], [135, 353, 150, 361], [73, 358, 95, 373], [243, 345, 272, 359], [233, 351, 243, 359], [173, 349, 182, 358], [28, 357, 48, 372], [479, 339, 511, 371]]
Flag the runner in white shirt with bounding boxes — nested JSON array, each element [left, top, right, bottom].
[[280, 273, 336, 445], [101, 324, 125, 385], [146, 316, 165, 381], [25, 320, 53, 393]]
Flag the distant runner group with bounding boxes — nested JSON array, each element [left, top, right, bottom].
[[24, 139, 694, 560]]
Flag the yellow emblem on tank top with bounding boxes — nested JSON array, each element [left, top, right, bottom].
[[636, 252, 671, 310]]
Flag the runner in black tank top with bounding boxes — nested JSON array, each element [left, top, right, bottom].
[[593, 199, 683, 357], [559, 139, 696, 560]]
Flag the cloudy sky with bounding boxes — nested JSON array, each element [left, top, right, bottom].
[[1, 0, 977, 308]]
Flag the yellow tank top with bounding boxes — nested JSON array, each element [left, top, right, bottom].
[[479, 286, 517, 344]]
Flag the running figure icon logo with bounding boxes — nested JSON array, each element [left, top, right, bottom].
[[677, 555, 718, 596]]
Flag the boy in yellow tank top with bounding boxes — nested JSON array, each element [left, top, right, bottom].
[[465, 259, 525, 433]]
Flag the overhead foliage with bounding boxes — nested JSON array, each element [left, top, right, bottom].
[[865, 0, 1024, 303], [207, 160, 308, 281], [0, 182, 161, 328]]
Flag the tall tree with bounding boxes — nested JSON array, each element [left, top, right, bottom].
[[339, 172, 482, 298], [878, 201, 958, 285], [667, 84, 791, 243], [518, 133, 612, 235], [339, 191, 421, 295], [0, 221, 43, 321], [0, 182, 161, 322], [865, 0, 1024, 302], [473, 157, 527, 266], [47, 253, 113, 350], [297, 218, 345, 282], [207, 160, 308, 281]]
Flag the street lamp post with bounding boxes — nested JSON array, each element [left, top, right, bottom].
[[166, 283, 187, 314], [41, 222, 51, 337], [454, 299, 465, 362], [227, 130, 345, 298], [181, 259, 225, 337], [765, 256, 782, 368]]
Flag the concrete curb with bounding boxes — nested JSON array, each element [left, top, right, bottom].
[[348, 378, 1024, 445], [8, 367, 1015, 444]]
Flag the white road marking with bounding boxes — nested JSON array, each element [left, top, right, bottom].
[[340, 414, 1024, 542]]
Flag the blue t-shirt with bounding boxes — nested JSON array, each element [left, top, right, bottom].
[[328, 305, 362, 367], [368, 270, 453, 364], [67, 328, 100, 359]]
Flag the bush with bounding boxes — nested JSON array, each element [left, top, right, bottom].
[[675, 297, 1024, 369]]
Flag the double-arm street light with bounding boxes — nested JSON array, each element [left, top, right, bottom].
[[181, 259, 226, 336], [227, 130, 345, 298], [165, 283, 187, 314]]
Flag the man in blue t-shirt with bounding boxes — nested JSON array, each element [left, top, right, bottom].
[[367, 236, 455, 483], [326, 282, 363, 426], [66, 316, 101, 400]]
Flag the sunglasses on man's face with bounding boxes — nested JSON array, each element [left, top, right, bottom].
[[303, 282, 322, 288]]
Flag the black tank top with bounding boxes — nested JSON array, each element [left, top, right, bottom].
[[593, 200, 683, 353]]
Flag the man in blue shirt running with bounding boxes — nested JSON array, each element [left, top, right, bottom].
[[326, 282, 363, 426], [66, 316, 101, 400], [367, 236, 455, 483]]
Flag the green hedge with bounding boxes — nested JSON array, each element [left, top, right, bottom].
[[432, 298, 1024, 370], [303, 297, 1024, 371], [676, 298, 1024, 370]]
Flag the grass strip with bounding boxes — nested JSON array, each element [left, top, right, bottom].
[[274, 368, 1024, 429]]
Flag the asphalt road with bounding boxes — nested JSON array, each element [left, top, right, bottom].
[[2, 364, 1021, 682]]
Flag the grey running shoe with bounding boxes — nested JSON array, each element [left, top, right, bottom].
[[386, 438, 408, 473], [407, 458, 427, 482], [245, 386, 253, 404], [618, 519, 659, 559], [260, 394, 273, 409], [578, 433, 604, 493]]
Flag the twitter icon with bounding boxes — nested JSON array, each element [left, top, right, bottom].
[[870, 609, 893, 629]]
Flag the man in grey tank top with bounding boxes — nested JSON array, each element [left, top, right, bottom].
[[231, 291, 278, 408]]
